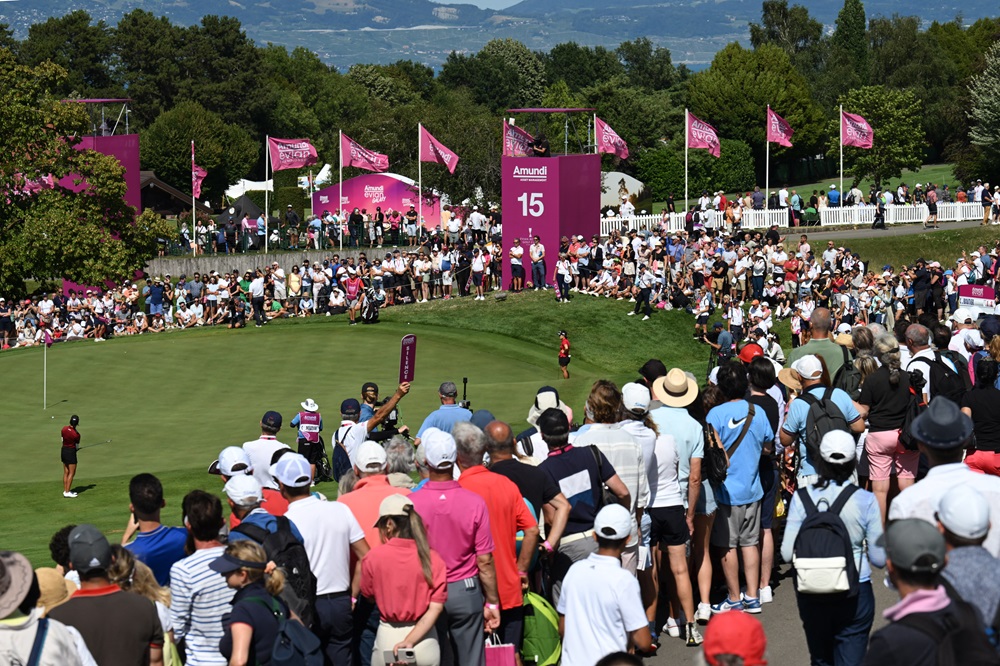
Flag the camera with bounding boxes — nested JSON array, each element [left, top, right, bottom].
[[458, 377, 471, 410]]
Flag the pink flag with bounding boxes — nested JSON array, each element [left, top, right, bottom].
[[841, 111, 873, 149], [44, 329, 52, 348], [419, 126, 460, 174], [503, 121, 534, 157], [595, 116, 629, 160], [340, 133, 389, 173], [268, 137, 319, 171], [766, 107, 794, 147], [687, 112, 721, 158], [192, 141, 207, 199]]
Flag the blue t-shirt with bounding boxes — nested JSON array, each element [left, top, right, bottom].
[[125, 524, 188, 586], [148, 285, 164, 306], [359, 403, 375, 422], [828, 189, 841, 206], [228, 509, 304, 544], [416, 404, 474, 437], [538, 446, 615, 535], [781, 386, 861, 477], [706, 400, 774, 506]]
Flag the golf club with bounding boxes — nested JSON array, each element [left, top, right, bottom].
[[78, 439, 112, 451]]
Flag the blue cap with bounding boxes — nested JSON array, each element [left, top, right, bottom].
[[341, 398, 361, 415], [261, 411, 282, 429]]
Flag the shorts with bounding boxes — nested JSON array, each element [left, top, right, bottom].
[[442, 273, 453, 286], [928, 203, 938, 215], [865, 429, 918, 481], [347, 298, 359, 309], [498, 606, 524, 649], [298, 439, 323, 464], [966, 449, 1000, 476], [511, 265, 525, 278], [711, 501, 761, 548], [558, 356, 571, 367], [472, 272, 484, 287], [648, 505, 689, 548], [697, 314, 709, 325], [712, 278, 724, 291], [61, 447, 77, 465], [913, 290, 928, 310], [149, 303, 163, 316]]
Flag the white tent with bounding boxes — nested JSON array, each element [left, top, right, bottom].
[[225, 178, 273, 199]]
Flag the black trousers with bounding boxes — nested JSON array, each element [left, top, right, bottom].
[[251, 296, 265, 325]]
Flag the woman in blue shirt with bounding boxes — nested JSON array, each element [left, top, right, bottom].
[[781, 430, 885, 666]]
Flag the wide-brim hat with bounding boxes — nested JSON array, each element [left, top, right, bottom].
[[652, 368, 698, 408], [0, 551, 34, 618], [526, 387, 573, 427], [301, 398, 319, 412], [778, 368, 802, 392], [909, 396, 974, 449]]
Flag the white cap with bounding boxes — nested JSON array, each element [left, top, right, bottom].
[[950, 307, 973, 323], [836, 323, 852, 334], [792, 355, 823, 380], [819, 430, 856, 463], [209, 446, 253, 476], [621, 383, 651, 414], [269, 453, 313, 487], [224, 474, 263, 505], [708, 366, 721, 386], [938, 485, 990, 540], [965, 329, 985, 349], [422, 428, 457, 469], [354, 440, 387, 472], [594, 504, 632, 540]]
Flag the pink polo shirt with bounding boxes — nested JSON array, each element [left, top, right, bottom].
[[410, 480, 494, 583]]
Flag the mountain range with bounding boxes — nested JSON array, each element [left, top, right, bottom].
[[0, 0, 987, 70]]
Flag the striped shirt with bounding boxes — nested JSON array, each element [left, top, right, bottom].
[[169, 546, 234, 666], [573, 424, 648, 546]]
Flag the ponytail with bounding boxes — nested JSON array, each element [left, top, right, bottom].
[[404, 506, 434, 586]]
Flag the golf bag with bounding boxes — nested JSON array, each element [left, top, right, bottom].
[[361, 281, 384, 324], [314, 435, 333, 483]]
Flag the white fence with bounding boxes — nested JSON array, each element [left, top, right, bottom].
[[600, 202, 985, 237]]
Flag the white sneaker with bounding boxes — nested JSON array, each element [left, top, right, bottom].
[[628, 297, 636, 302], [63, 491, 77, 498], [662, 617, 681, 638], [695, 602, 712, 624], [759, 585, 773, 604], [627, 311, 635, 316], [642, 315, 650, 321]]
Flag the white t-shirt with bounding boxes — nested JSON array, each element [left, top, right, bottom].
[[243, 435, 290, 490], [285, 495, 366, 595], [509, 245, 524, 265], [778, 188, 789, 207], [557, 553, 648, 666], [334, 420, 370, 465], [648, 432, 683, 508]]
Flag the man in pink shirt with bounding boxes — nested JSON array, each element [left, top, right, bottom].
[[409, 428, 500, 666]]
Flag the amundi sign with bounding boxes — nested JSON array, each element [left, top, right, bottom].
[[512, 165, 548, 182]]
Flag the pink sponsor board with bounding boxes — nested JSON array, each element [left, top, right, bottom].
[[312, 173, 441, 228]]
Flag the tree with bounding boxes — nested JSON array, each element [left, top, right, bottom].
[[968, 42, 1000, 166], [141, 101, 258, 200], [19, 10, 119, 97], [0, 51, 166, 296], [749, 0, 823, 74], [830, 0, 868, 83], [0, 23, 17, 54], [616, 37, 677, 91], [828, 86, 923, 189], [636, 138, 754, 202], [110, 10, 184, 128], [440, 38, 546, 111], [542, 42, 623, 92]]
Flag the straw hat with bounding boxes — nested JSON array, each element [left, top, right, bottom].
[[778, 367, 803, 392], [652, 368, 699, 408]]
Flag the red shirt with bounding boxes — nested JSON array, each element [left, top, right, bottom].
[[559, 338, 570, 358], [458, 466, 537, 610], [338, 475, 410, 550], [360, 538, 447, 622], [61, 425, 80, 449]]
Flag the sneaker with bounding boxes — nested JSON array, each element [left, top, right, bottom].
[[642, 315, 650, 321], [742, 596, 762, 614], [711, 597, 743, 614], [685, 623, 704, 647], [695, 602, 712, 624], [662, 618, 681, 638], [63, 491, 77, 498], [627, 311, 635, 316], [628, 297, 636, 302], [759, 585, 773, 604]]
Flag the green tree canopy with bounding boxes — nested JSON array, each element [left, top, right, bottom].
[[749, 0, 824, 74], [968, 42, 1000, 167], [831, 0, 868, 82], [542, 42, 623, 92], [829, 86, 923, 189], [615, 37, 678, 91], [20, 10, 118, 97]]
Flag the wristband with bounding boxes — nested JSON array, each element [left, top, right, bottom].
[[485, 603, 499, 610], [518, 571, 528, 577], [351, 597, 357, 604], [542, 540, 554, 553]]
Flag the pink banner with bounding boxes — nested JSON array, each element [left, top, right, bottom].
[[399, 334, 417, 382], [687, 112, 721, 158], [192, 164, 206, 199], [341, 133, 389, 173], [766, 107, 794, 147], [841, 111, 873, 149], [503, 121, 534, 158], [595, 116, 629, 160], [312, 173, 440, 227], [419, 126, 459, 174], [268, 137, 319, 171]]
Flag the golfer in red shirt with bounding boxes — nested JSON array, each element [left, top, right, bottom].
[[558, 330, 571, 380], [61, 415, 80, 498]]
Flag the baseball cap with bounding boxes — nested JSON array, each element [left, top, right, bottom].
[[361, 382, 379, 394], [792, 355, 823, 380], [269, 453, 313, 487], [877, 518, 946, 573], [980, 315, 1000, 342], [439, 381, 458, 397], [261, 411, 282, 430], [950, 307, 973, 323], [836, 323, 852, 334], [68, 525, 113, 575], [422, 428, 457, 469], [938, 485, 990, 540], [713, 321, 724, 329], [593, 504, 632, 540], [341, 398, 361, 416], [470, 409, 496, 430], [819, 430, 856, 463], [738, 343, 764, 364], [354, 440, 387, 471], [621, 383, 651, 414], [208, 446, 253, 476], [703, 612, 768, 666], [909, 396, 973, 449], [638, 359, 667, 384], [223, 474, 263, 505], [375, 494, 414, 527]]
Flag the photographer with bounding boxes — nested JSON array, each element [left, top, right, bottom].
[[415, 381, 473, 440], [703, 322, 734, 364]]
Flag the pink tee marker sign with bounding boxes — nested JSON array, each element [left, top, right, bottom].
[[399, 334, 417, 383]]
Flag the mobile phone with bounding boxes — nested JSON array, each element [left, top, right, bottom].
[[383, 649, 417, 665]]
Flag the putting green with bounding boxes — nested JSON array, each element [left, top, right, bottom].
[[0, 314, 615, 565]]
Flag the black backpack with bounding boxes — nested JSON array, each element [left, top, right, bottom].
[[245, 596, 323, 666], [894, 599, 998, 666], [232, 517, 317, 630], [832, 346, 862, 400], [917, 353, 965, 404], [799, 388, 852, 466], [899, 370, 928, 451], [938, 349, 973, 392], [791, 485, 859, 597]]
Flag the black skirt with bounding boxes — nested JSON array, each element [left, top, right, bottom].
[[61, 447, 78, 465]]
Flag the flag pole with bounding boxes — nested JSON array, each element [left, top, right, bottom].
[[339, 130, 343, 251], [43, 341, 47, 410], [264, 136, 270, 253], [684, 108, 689, 212], [418, 123, 423, 238], [594, 114, 598, 154], [191, 140, 197, 257], [765, 106, 770, 211], [839, 105, 844, 200]]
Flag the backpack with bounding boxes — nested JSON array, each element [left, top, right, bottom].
[[894, 599, 998, 666], [941, 576, 1000, 650], [232, 517, 317, 630], [702, 422, 729, 485], [921, 353, 966, 404], [791, 485, 860, 597], [832, 347, 863, 400], [899, 370, 928, 451], [521, 591, 561, 666], [938, 349, 973, 392], [245, 596, 323, 666], [332, 425, 355, 482], [799, 388, 852, 465]]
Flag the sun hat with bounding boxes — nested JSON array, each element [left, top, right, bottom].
[[0, 551, 34, 618], [527, 386, 572, 427], [375, 494, 414, 527], [791, 355, 823, 381], [820, 430, 856, 463], [354, 440, 388, 471], [301, 398, 319, 412], [34, 567, 77, 613], [909, 396, 973, 449], [622, 383, 651, 414], [209, 446, 253, 476], [938, 485, 990, 540], [834, 333, 854, 348], [778, 367, 802, 392], [593, 504, 632, 540], [652, 368, 698, 408], [703, 612, 768, 666], [877, 518, 945, 573], [422, 428, 457, 469]]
